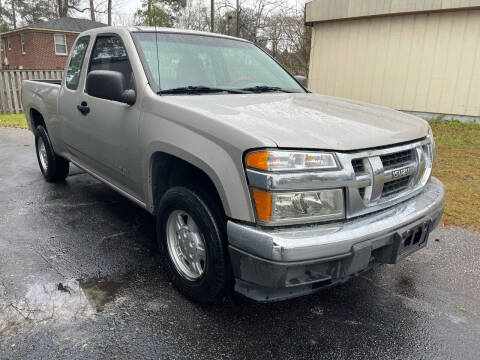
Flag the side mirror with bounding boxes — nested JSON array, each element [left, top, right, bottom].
[[294, 75, 308, 88], [86, 70, 136, 105]]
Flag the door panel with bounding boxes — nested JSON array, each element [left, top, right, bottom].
[[58, 35, 90, 157], [75, 94, 143, 198], [62, 34, 143, 200]]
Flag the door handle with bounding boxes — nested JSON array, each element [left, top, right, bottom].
[[77, 101, 90, 116]]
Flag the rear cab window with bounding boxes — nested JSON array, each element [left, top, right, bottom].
[[65, 36, 90, 90]]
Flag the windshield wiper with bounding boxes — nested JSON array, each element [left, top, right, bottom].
[[157, 86, 247, 95], [240, 85, 294, 93]]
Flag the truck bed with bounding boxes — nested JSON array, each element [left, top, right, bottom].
[[27, 79, 62, 86], [22, 79, 61, 131]]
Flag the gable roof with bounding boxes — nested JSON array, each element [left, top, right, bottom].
[[28, 17, 106, 32], [0, 17, 106, 36]]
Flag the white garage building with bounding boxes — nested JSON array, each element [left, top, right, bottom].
[[306, 0, 480, 121]]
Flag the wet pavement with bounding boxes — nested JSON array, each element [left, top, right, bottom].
[[0, 127, 479, 359]]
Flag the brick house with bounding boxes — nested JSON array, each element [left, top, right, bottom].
[[0, 17, 105, 70]]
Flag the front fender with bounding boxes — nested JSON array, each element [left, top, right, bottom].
[[143, 124, 256, 223]]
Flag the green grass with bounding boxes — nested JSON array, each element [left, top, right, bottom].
[[0, 113, 27, 129], [428, 120, 480, 232], [0, 113, 478, 231]]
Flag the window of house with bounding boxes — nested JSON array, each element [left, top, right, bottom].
[[66, 36, 90, 90], [54, 34, 67, 55], [20, 35, 25, 54], [0, 40, 3, 52], [88, 35, 134, 92], [7, 37, 11, 50]]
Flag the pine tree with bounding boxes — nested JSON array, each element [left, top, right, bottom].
[[135, 0, 186, 27]]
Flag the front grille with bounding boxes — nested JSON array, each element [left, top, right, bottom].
[[352, 159, 365, 174], [342, 140, 432, 218], [380, 149, 414, 170], [382, 176, 412, 197]]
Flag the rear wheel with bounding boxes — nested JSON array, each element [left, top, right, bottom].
[[157, 186, 232, 303], [35, 125, 69, 182]]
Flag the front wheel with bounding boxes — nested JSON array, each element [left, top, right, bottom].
[[157, 187, 232, 303], [35, 125, 69, 182]]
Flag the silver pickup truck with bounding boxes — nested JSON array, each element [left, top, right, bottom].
[[22, 26, 445, 303]]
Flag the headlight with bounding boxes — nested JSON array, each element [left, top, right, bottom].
[[246, 150, 338, 172], [251, 188, 345, 225], [416, 126, 436, 186]]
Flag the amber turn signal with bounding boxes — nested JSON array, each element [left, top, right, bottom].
[[252, 189, 272, 222], [246, 151, 270, 171]]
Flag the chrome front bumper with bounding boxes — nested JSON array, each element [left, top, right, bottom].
[[227, 177, 445, 301]]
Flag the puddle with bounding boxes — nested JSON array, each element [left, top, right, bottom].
[[79, 278, 123, 312], [0, 277, 123, 335]]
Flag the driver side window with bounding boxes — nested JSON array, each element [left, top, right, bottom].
[[88, 35, 134, 91]]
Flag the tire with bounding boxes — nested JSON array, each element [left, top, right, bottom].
[[156, 186, 232, 303], [35, 125, 69, 182]]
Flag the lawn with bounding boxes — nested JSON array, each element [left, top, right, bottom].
[[429, 120, 480, 232], [0, 113, 28, 129], [0, 113, 478, 231]]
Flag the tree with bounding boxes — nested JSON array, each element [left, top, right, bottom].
[[174, 0, 312, 75], [277, 12, 312, 76], [107, 0, 112, 25], [89, 0, 95, 21], [10, 0, 15, 29], [177, 0, 210, 32], [135, 0, 186, 27], [55, 0, 104, 20], [0, 0, 10, 31], [57, 0, 69, 17], [16, 1, 58, 25]]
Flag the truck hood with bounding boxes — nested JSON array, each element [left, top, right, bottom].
[[164, 93, 429, 151]]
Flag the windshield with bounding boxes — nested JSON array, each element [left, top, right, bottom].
[[132, 32, 305, 94]]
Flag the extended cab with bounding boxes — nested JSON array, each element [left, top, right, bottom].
[[22, 27, 445, 302]]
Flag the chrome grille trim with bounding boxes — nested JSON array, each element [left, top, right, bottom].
[[245, 138, 434, 220], [380, 149, 415, 170], [352, 159, 365, 173], [382, 176, 412, 197]]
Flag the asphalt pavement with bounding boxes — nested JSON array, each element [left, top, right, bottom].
[[0, 128, 479, 359]]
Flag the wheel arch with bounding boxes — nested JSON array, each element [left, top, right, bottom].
[[148, 151, 229, 218], [29, 108, 46, 130]]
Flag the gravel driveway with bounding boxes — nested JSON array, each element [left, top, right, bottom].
[[1, 128, 479, 359]]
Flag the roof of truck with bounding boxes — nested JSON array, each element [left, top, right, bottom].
[[79, 26, 250, 43], [130, 27, 249, 42]]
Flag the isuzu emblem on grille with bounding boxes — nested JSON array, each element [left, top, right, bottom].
[[392, 167, 411, 179]]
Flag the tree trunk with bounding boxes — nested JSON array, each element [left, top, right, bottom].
[[57, 0, 68, 17], [89, 0, 95, 21], [11, 0, 16, 29], [107, 0, 112, 25], [147, 0, 152, 26], [210, 0, 214, 32], [236, 0, 239, 37]]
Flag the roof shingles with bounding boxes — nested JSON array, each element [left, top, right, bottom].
[[22, 17, 106, 32]]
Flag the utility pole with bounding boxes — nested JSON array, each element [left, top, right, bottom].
[[236, 0, 240, 37], [210, 0, 214, 32]]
